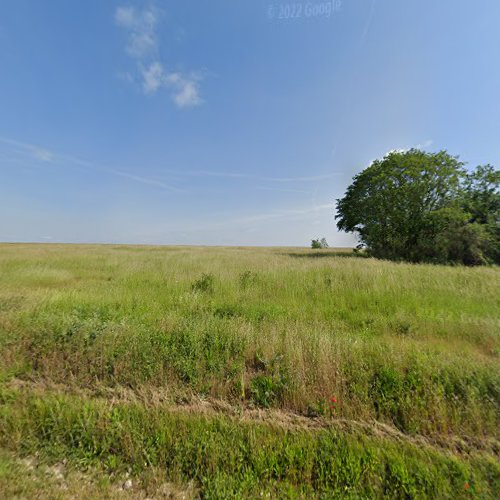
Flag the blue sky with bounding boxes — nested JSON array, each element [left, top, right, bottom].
[[1, 0, 499, 246]]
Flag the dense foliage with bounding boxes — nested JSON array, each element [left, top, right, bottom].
[[336, 149, 499, 265]]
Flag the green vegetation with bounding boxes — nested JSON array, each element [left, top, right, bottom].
[[311, 238, 329, 249], [1, 390, 497, 498], [0, 243, 499, 497], [336, 150, 499, 265]]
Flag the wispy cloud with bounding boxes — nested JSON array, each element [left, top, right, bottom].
[[188, 170, 341, 183], [115, 5, 158, 58], [141, 61, 163, 94], [1, 136, 338, 191], [115, 5, 203, 108], [217, 203, 335, 226], [33, 148, 54, 162], [0, 136, 55, 163], [268, 173, 341, 183], [140, 63, 202, 107], [169, 73, 202, 108], [0, 136, 184, 192], [365, 140, 435, 168], [413, 139, 434, 150], [256, 186, 311, 194], [361, 0, 377, 44], [383, 139, 434, 157]]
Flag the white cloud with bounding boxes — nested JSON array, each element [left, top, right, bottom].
[[413, 139, 434, 150], [127, 31, 156, 58], [115, 6, 136, 28], [173, 79, 202, 108], [115, 6, 158, 57], [142, 62, 164, 94], [114, 5, 203, 109], [140, 62, 201, 107]]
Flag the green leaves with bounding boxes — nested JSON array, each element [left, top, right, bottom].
[[336, 149, 499, 264]]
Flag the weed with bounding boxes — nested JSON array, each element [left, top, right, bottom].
[[249, 352, 289, 407], [239, 270, 258, 289], [306, 399, 328, 418], [191, 273, 215, 293]]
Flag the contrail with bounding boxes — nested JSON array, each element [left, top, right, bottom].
[[360, 0, 377, 45], [0, 136, 341, 189], [0, 136, 185, 193]]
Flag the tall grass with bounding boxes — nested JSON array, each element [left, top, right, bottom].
[[0, 243, 499, 495]]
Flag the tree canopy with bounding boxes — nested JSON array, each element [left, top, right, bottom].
[[335, 149, 499, 265]]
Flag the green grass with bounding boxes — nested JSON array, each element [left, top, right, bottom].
[[0, 389, 497, 498], [0, 243, 499, 497]]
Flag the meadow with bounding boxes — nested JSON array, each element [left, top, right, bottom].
[[0, 243, 498, 497]]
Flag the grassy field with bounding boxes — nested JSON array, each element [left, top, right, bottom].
[[0, 243, 498, 497]]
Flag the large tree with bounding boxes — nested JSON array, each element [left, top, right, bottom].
[[335, 149, 499, 264]]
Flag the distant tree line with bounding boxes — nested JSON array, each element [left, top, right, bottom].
[[335, 149, 499, 265]]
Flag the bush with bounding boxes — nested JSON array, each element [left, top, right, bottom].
[[311, 238, 329, 249], [250, 352, 289, 407], [192, 273, 215, 293]]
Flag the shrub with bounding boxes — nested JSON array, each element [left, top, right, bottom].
[[249, 352, 289, 407], [311, 238, 329, 249], [192, 273, 215, 293]]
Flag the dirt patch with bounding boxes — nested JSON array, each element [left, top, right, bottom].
[[0, 448, 196, 499]]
